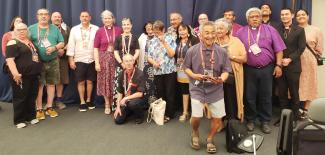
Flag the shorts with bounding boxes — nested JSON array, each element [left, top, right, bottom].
[[58, 57, 69, 84], [75, 62, 96, 82], [178, 82, 189, 95], [191, 98, 226, 118], [40, 58, 60, 85]]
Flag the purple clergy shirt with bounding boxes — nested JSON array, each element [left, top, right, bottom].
[[231, 22, 242, 36], [236, 24, 286, 68], [183, 43, 232, 104], [94, 26, 122, 51]]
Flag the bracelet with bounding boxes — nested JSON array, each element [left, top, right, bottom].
[[53, 45, 58, 50], [276, 64, 282, 68]]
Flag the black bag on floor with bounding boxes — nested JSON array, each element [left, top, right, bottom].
[[276, 109, 293, 155], [292, 121, 325, 155], [226, 119, 248, 153]]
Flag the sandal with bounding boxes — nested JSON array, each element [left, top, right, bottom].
[[190, 133, 200, 150], [104, 107, 111, 115], [206, 138, 217, 154], [164, 116, 170, 123], [179, 113, 189, 122]]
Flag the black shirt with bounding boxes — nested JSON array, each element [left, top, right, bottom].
[[6, 40, 43, 76], [114, 35, 140, 66], [276, 24, 306, 72], [117, 68, 145, 96]]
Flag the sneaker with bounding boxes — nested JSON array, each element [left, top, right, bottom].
[[56, 102, 66, 110], [86, 102, 95, 110], [45, 107, 59, 118], [16, 123, 27, 129], [54, 97, 66, 110], [36, 110, 46, 120], [30, 119, 39, 125], [79, 104, 88, 112], [246, 121, 255, 131], [261, 122, 272, 134]]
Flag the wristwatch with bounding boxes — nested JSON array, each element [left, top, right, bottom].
[[276, 64, 282, 68]]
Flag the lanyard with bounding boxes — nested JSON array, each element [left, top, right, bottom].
[[124, 68, 136, 96], [177, 42, 186, 59], [37, 25, 49, 45], [104, 26, 115, 45], [199, 44, 215, 72], [247, 26, 261, 46], [122, 34, 132, 56], [80, 27, 91, 42]]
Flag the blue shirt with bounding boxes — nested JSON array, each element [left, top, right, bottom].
[[148, 34, 177, 75]]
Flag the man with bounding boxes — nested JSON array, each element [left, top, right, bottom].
[[167, 12, 183, 40], [223, 9, 242, 36], [260, 4, 278, 28], [276, 8, 306, 122], [236, 8, 286, 134], [29, 8, 65, 119], [183, 21, 231, 153], [51, 12, 70, 110], [114, 54, 146, 124], [67, 11, 98, 112], [193, 13, 209, 37]]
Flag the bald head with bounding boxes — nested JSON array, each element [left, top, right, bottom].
[[123, 54, 135, 70], [170, 12, 182, 29], [51, 12, 62, 26]]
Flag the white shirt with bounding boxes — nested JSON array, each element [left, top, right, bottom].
[[66, 24, 99, 63], [137, 33, 148, 70]]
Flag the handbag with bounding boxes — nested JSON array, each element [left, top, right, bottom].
[[147, 98, 166, 125], [306, 44, 323, 66]]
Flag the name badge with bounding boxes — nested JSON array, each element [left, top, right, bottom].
[[41, 39, 51, 48], [249, 43, 261, 55], [32, 55, 39, 62], [107, 45, 114, 52], [176, 58, 184, 71]]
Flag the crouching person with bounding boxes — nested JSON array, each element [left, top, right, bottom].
[[114, 54, 146, 124]]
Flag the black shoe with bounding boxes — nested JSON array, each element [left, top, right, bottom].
[[135, 118, 144, 124], [274, 119, 280, 127], [86, 102, 95, 110], [246, 121, 255, 131], [261, 122, 272, 134], [79, 104, 88, 112]]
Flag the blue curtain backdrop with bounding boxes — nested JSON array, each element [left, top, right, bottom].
[[0, 0, 312, 102]]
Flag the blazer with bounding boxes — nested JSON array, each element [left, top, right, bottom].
[[276, 24, 306, 73]]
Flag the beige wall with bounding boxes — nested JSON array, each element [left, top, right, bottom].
[[312, 0, 325, 97]]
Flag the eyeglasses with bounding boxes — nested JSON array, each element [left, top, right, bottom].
[[38, 13, 49, 16]]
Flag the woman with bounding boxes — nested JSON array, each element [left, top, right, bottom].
[[138, 22, 153, 71], [94, 10, 122, 115], [215, 18, 246, 121], [175, 23, 199, 122], [2, 16, 23, 57], [113, 18, 140, 111], [296, 9, 323, 114], [147, 20, 177, 122], [140, 22, 156, 104], [6, 23, 42, 128]]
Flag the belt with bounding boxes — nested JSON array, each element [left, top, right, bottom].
[[247, 62, 273, 69]]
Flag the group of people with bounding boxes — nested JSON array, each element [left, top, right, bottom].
[[1, 3, 323, 154]]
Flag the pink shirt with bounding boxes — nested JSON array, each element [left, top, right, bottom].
[[94, 26, 122, 52]]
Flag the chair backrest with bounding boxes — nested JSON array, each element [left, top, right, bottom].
[[309, 98, 325, 124]]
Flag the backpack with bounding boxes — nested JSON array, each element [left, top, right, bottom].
[[226, 119, 248, 153]]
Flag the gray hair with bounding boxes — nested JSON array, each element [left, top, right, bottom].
[[215, 18, 232, 35], [101, 10, 114, 19], [199, 21, 216, 33], [246, 7, 262, 20], [37, 8, 49, 15]]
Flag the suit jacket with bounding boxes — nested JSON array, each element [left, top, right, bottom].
[[276, 24, 306, 73]]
